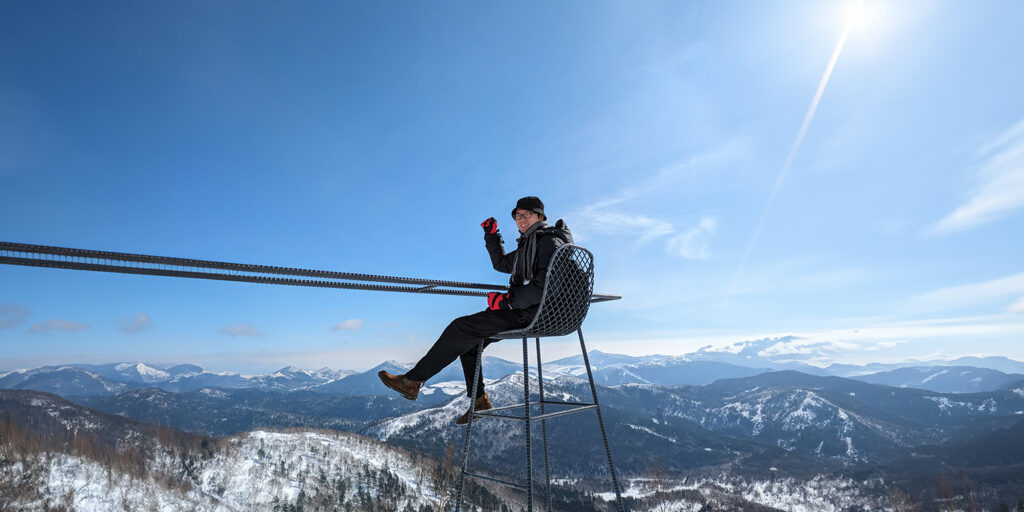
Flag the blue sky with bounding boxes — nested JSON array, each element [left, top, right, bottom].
[[2, 1, 1023, 373]]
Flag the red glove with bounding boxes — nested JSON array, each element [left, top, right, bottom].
[[481, 217, 498, 234], [487, 292, 510, 310]]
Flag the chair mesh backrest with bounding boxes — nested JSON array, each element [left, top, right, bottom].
[[521, 244, 595, 337]]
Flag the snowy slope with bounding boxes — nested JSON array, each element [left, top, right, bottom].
[[851, 365, 1024, 393], [8, 429, 454, 512]]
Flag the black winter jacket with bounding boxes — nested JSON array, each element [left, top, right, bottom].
[[484, 220, 573, 311]]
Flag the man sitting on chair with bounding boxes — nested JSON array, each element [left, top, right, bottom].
[[378, 196, 572, 424]]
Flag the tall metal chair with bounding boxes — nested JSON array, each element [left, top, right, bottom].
[[453, 243, 625, 512]]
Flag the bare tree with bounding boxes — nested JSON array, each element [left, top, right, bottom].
[[934, 475, 958, 512], [887, 486, 921, 512], [429, 440, 460, 511], [960, 470, 979, 512], [643, 457, 675, 512]]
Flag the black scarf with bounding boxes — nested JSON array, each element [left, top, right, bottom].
[[511, 220, 547, 286]]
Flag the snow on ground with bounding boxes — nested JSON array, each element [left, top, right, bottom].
[[200, 430, 435, 509], [925, 395, 997, 412], [921, 369, 948, 384], [39, 454, 221, 512], [627, 424, 678, 443], [0, 368, 28, 379], [13, 429, 443, 512], [117, 362, 171, 382], [371, 394, 469, 441], [597, 474, 885, 512]]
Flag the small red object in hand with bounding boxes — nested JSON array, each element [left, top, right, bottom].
[[481, 217, 498, 234], [487, 292, 509, 310]]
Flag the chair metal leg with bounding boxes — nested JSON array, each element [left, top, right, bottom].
[[578, 328, 625, 512], [454, 338, 485, 512], [535, 337, 552, 512], [522, 334, 534, 511]]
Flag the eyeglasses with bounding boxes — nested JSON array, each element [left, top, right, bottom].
[[514, 211, 537, 220]]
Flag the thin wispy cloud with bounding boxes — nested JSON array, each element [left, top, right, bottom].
[[586, 314, 1024, 366], [1005, 297, 1024, 314], [220, 324, 261, 337], [905, 271, 1024, 313], [572, 140, 746, 249], [927, 119, 1024, 235], [667, 216, 718, 260], [573, 211, 673, 244], [330, 318, 364, 332], [582, 139, 751, 212], [119, 313, 154, 333], [0, 304, 31, 329], [29, 319, 89, 333], [793, 315, 1024, 356]]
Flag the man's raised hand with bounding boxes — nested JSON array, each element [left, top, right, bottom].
[[481, 217, 499, 234]]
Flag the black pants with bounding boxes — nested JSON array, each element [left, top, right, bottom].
[[406, 308, 533, 398]]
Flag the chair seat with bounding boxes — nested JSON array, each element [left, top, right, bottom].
[[491, 330, 526, 340], [491, 326, 580, 340]]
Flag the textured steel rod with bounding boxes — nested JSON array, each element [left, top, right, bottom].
[[535, 336, 552, 512], [0, 241, 504, 289], [0, 256, 490, 298], [522, 334, 534, 512], [0, 241, 621, 302], [454, 339, 485, 512], [579, 328, 625, 512]]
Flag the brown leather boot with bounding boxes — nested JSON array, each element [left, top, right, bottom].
[[378, 371, 422, 400], [456, 393, 493, 425]]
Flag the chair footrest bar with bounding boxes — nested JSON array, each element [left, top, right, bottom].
[[472, 411, 529, 421], [539, 399, 594, 407], [485, 400, 594, 413], [533, 405, 597, 421], [463, 471, 528, 491], [473, 404, 597, 422], [485, 403, 536, 413]]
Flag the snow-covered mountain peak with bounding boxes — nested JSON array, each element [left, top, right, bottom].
[[115, 362, 171, 382], [0, 368, 27, 379], [270, 365, 311, 378]]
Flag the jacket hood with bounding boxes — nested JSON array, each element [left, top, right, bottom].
[[538, 219, 573, 244]]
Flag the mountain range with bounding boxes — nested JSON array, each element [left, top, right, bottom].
[[5, 369, 1024, 510], [4, 388, 892, 511], [4, 341, 1024, 510], [4, 341, 1024, 398]]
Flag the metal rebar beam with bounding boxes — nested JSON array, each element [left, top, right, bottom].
[[535, 336, 552, 512], [0, 241, 621, 302], [455, 339, 486, 512], [580, 328, 625, 512], [522, 334, 534, 511]]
